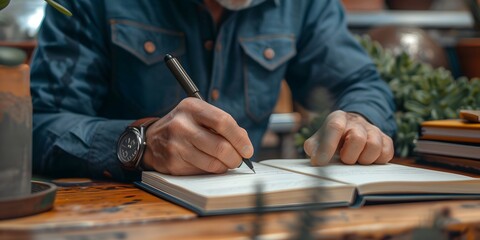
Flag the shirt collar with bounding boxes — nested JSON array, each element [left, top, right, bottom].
[[247, 0, 281, 8], [191, 0, 279, 9], [250, 0, 279, 8]]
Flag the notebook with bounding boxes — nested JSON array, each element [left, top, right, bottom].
[[136, 159, 480, 216]]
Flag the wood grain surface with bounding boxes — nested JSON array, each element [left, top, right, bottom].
[[0, 181, 195, 232], [1, 158, 480, 240]]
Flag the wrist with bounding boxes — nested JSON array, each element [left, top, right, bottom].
[[346, 111, 371, 123], [116, 117, 159, 171]]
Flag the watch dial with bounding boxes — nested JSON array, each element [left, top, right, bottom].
[[118, 131, 140, 164]]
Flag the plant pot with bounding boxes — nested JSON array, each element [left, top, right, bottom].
[[0, 63, 32, 199], [0, 41, 37, 65], [367, 26, 449, 69], [385, 0, 434, 10], [456, 38, 480, 78]]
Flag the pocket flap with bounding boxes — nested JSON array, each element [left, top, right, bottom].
[[239, 34, 296, 71], [111, 19, 185, 65]]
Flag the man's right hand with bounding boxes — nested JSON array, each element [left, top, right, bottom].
[[142, 98, 254, 175]]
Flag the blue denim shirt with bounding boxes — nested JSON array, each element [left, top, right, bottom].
[[31, 0, 396, 181]]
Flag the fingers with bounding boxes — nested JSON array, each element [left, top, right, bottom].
[[305, 111, 395, 166], [146, 119, 232, 175], [144, 98, 253, 176], [179, 145, 229, 174], [303, 132, 318, 158], [163, 141, 229, 175], [305, 111, 347, 166], [190, 129, 243, 169], [350, 128, 381, 165], [340, 127, 394, 165], [180, 98, 254, 159], [375, 135, 394, 164], [339, 127, 368, 165]]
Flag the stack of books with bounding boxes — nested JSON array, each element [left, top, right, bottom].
[[415, 118, 480, 173]]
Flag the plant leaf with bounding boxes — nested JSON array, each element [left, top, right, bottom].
[[0, 0, 10, 10], [45, 0, 72, 17]]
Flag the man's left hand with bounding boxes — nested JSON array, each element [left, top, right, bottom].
[[303, 110, 394, 165]]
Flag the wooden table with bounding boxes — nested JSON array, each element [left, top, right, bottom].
[[1, 158, 480, 240]]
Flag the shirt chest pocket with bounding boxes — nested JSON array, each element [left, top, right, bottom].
[[239, 34, 296, 122], [110, 19, 185, 116]]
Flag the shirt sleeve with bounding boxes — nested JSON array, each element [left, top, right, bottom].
[[31, 1, 137, 181], [285, 0, 397, 137]]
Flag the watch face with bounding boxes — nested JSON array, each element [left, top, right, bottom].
[[117, 129, 142, 165]]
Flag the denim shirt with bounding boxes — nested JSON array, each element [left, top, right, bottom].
[[31, 0, 396, 181]]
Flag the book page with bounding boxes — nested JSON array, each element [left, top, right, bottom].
[[143, 162, 349, 197], [260, 159, 476, 186]]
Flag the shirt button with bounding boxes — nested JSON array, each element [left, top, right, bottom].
[[103, 170, 112, 178], [211, 89, 220, 101], [204, 40, 214, 51], [216, 43, 222, 52], [263, 48, 275, 60], [144, 41, 156, 54]]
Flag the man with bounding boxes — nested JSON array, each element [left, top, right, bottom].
[[31, 0, 396, 181]]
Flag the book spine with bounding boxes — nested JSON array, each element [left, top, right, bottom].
[[420, 135, 480, 144]]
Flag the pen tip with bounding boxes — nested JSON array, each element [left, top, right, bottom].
[[252, 169, 256, 174], [164, 54, 173, 62]]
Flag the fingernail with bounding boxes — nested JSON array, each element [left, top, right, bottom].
[[309, 144, 319, 165], [308, 143, 318, 157], [316, 153, 330, 165], [310, 153, 330, 166], [241, 145, 253, 157]]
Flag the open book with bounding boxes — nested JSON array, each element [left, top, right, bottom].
[[135, 159, 480, 216]]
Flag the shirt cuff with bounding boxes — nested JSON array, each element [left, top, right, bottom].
[[87, 119, 140, 181]]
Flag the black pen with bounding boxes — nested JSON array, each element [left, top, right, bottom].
[[164, 54, 255, 174]]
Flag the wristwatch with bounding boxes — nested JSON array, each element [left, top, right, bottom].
[[117, 117, 159, 170]]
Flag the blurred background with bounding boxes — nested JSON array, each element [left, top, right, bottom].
[[0, 0, 44, 64], [342, 0, 480, 79], [271, 0, 480, 159], [2, 0, 480, 160], [2, 0, 480, 77]]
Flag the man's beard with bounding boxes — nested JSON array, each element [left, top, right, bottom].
[[215, 0, 253, 10]]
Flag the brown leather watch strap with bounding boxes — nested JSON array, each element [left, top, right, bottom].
[[129, 117, 159, 129]]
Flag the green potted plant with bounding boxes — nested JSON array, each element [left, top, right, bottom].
[[296, 35, 480, 158]]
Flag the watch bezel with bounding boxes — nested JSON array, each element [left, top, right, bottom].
[[117, 127, 144, 169]]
